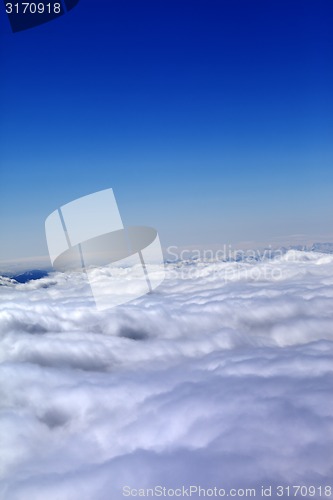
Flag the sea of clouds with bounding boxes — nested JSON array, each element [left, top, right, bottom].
[[0, 250, 333, 499]]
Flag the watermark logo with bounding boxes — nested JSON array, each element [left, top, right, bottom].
[[45, 188, 165, 310]]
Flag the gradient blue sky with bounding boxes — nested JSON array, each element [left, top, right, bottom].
[[1, 0, 333, 264]]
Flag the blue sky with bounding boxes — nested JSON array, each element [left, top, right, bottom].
[[0, 0, 333, 264]]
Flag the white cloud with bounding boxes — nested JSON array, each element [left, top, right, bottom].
[[0, 250, 333, 499]]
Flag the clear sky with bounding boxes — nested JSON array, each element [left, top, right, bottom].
[[0, 0, 333, 264]]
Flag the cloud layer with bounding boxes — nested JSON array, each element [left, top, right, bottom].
[[1, 250, 333, 499]]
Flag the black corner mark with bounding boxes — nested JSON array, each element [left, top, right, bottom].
[[3, 0, 81, 33], [63, 0, 80, 12]]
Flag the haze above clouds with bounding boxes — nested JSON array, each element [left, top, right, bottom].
[[0, 250, 333, 499]]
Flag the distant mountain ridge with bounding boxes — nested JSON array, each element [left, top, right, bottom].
[[310, 242, 333, 253], [5, 270, 49, 284], [1, 243, 333, 285]]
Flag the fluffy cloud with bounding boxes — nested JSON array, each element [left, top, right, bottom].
[[0, 251, 333, 499]]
